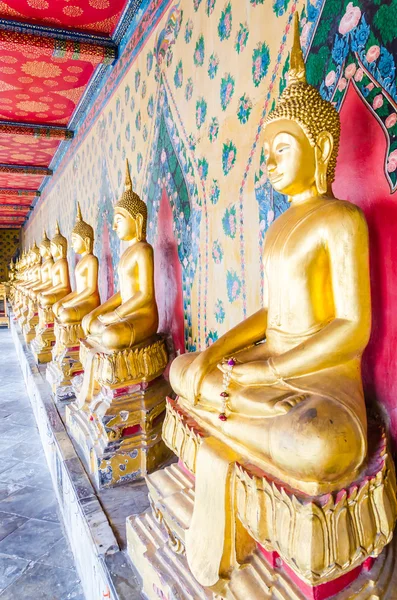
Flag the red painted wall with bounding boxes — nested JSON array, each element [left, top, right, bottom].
[[334, 84, 397, 445], [154, 187, 185, 358]]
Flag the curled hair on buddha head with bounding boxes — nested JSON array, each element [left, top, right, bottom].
[[114, 159, 147, 240], [72, 202, 94, 253], [264, 12, 341, 185], [40, 229, 51, 252], [51, 221, 68, 257]]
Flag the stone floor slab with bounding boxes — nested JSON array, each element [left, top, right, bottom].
[[0, 518, 62, 561], [0, 485, 59, 522], [0, 462, 54, 491], [0, 512, 27, 542], [0, 553, 29, 591], [0, 562, 81, 599]]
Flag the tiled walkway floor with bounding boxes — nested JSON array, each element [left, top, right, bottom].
[[0, 328, 84, 599]]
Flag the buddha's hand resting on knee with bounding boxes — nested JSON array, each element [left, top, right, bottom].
[[186, 352, 214, 405], [98, 311, 118, 325], [218, 360, 278, 387]]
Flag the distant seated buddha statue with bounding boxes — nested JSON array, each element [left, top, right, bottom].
[[53, 203, 100, 325], [38, 222, 71, 310], [82, 160, 158, 350], [18, 242, 41, 328], [159, 14, 380, 590]]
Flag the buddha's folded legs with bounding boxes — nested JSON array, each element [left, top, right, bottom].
[[89, 313, 158, 350], [57, 299, 99, 325]]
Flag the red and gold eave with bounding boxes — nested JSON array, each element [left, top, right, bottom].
[[0, 0, 126, 229]]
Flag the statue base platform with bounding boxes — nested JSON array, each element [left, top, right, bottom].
[[65, 335, 173, 489], [127, 502, 397, 600], [23, 312, 38, 344], [46, 344, 83, 402], [31, 306, 56, 363], [127, 398, 397, 597]]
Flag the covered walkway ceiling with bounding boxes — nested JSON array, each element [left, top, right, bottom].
[[0, 0, 140, 230]]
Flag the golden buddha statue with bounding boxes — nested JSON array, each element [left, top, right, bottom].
[[47, 204, 100, 398], [23, 231, 54, 344], [66, 161, 171, 488], [32, 223, 71, 363], [18, 242, 41, 329], [82, 162, 158, 350], [128, 15, 397, 599]]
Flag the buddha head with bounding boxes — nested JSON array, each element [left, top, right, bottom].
[[113, 159, 147, 242], [31, 241, 41, 265], [71, 202, 94, 255], [50, 221, 68, 259], [39, 230, 52, 259], [263, 13, 340, 198]]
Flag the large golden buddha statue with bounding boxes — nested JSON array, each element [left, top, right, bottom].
[[128, 15, 397, 600], [66, 161, 171, 489], [47, 204, 100, 399], [31, 223, 71, 363], [23, 231, 54, 343], [81, 163, 158, 350]]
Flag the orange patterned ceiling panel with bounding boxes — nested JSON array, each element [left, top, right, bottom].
[[0, 0, 128, 35], [0, 172, 45, 189], [0, 132, 59, 165]]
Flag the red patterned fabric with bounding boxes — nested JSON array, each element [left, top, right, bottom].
[[0, 173, 45, 189], [0, 133, 60, 166], [0, 1, 128, 35]]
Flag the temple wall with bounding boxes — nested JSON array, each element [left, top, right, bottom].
[[22, 1, 397, 442], [0, 229, 19, 282]]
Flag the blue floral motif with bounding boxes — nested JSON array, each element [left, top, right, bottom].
[[166, 48, 174, 67], [185, 77, 194, 101], [206, 0, 216, 16], [141, 81, 147, 99], [185, 19, 193, 43], [350, 15, 370, 51], [378, 47, 396, 81], [226, 270, 241, 303], [143, 124, 148, 142], [222, 140, 237, 174], [205, 330, 219, 346], [125, 123, 131, 141], [196, 97, 207, 129], [147, 51, 153, 75], [208, 53, 219, 79], [116, 134, 121, 151], [208, 117, 219, 142], [194, 35, 205, 66], [212, 240, 223, 264], [198, 157, 209, 180], [124, 85, 130, 105], [147, 95, 154, 118], [193, 0, 202, 11], [116, 97, 121, 116], [215, 299, 225, 323], [237, 93, 252, 124], [174, 60, 184, 88], [135, 111, 141, 131], [331, 35, 349, 65], [218, 2, 232, 41], [137, 152, 143, 173], [187, 133, 196, 151], [135, 70, 141, 92], [252, 42, 270, 87], [235, 22, 249, 54], [220, 73, 235, 111], [210, 179, 220, 204], [131, 136, 136, 152], [222, 204, 237, 238], [273, 0, 289, 17], [130, 97, 135, 113]]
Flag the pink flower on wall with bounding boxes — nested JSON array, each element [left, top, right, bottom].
[[372, 94, 383, 110], [385, 114, 397, 129], [338, 77, 347, 91], [387, 149, 397, 173], [366, 45, 380, 63], [345, 63, 356, 79], [354, 67, 364, 82], [338, 2, 361, 35], [366, 82, 374, 92], [325, 70, 336, 87]]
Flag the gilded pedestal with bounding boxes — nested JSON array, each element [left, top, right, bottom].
[[46, 322, 85, 401], [31, 305, 56, 363], [66, 335, 173, 489], [126, 398, 397, 600]]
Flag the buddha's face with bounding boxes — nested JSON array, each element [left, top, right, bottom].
[[50, 242, 60, 259], [263, 119, 316, 196], [71, 233, 86, 255], [39, 245, 49, 258], [113, 208, 138, 241]]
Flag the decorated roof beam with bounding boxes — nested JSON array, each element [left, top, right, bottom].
[[0, 27, 116, 66], [0, 189, 40, 196], [0, 121, 73, 140], [0, 165, 52, 176], [0, 204, 33, 211], [0, 216, 26, 222], [0, 225, 21, 228]]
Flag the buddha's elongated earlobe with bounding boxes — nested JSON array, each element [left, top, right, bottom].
[[314, 131, 333, 195], [136, 214, 144, 242]]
